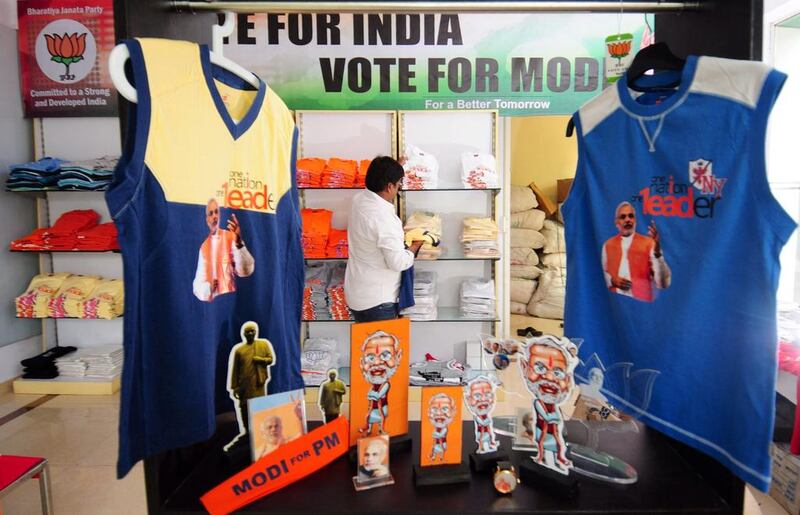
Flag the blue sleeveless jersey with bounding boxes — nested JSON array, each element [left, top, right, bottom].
[[107, 38, 304, 478], [562, 56, 795, 491]]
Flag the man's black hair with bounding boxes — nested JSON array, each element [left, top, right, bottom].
[[365, 156, 404, 193]]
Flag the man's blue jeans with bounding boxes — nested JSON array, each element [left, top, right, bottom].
[[351, 302, 399, 323]]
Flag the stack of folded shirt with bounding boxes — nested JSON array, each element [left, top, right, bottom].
[[401, 271, 438, 320], [6, 157, 64, 191], [15, 273, 72, 318], [54, 352, 88, 378], [461, 217, 500, 258], [460, 279, 496, 319], [403, 145, 439, 190], [404, 211, 443, 260], [322, 158, 357, 188], [355, 159, 370, 188], [82, 345, 124, 379], [303, 263, 331, 320], [461, 153, 499, 189], [297, 158, 325, 188], [45, 209, 101, 250], [301, 208, 333, 258], [55, 344, 124, 379], [326, 228, 348, 258], [74, 223, 119, 250], [81, 279, 124, 319], [21, 345, 77, 379], [301, 337, 339, 385], [50, 275, 102, 318], [16, 274, 123, 319], [56, 156, 117, 190], [326, 263, 352, 320], [10, 210, 119, 251]]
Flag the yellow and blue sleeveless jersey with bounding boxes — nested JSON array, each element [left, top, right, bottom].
[[107, 38, 303, 478], [563, 56, 796, 491]]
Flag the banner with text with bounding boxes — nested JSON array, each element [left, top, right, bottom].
[[18, 0, 117, 117], [225, 12, 649, 116], [201, 417, 349, 515]]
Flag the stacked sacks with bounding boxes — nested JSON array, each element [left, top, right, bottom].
[[527, 219, 567, 319], [404, 211, 443, 260], [509, 185, 546, 314]]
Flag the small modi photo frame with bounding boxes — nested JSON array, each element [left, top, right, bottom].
[[248, 389, 307, 463], [353, 434, 395, 491]]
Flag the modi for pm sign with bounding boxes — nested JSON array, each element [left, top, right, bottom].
[[224, 12, 649, 116]]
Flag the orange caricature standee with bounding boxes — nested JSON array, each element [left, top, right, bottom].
[[348, 318, 410, 446], [420, 386, 463, 467]]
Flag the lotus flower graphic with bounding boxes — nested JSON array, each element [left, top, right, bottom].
[[45, 32, 87, 81], [607, 40, 632, 64]]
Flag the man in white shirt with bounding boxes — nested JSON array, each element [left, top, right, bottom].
[[193, 198, 255, 302], [601, 201, 670, 303], [345, 157, 423, 322]]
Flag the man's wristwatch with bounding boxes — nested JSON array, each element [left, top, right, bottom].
[[493, 461, 520, 494]]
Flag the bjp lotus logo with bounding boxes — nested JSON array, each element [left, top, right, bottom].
[[45, 33, 87, 81], [607, 40, 632, 64], [35, 20, 96, 84], [605, 34, 634, 65]]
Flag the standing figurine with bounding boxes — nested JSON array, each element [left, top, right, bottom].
[[518, 335, 578, 475], [464, 375, 499, 454], [427, 393, 456, 462], [358, 331, 402, 435], [318, 368, 347, 423], [225, 321, 275, 451]]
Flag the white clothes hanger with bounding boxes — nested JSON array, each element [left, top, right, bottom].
[[109, 12, 261, 104]]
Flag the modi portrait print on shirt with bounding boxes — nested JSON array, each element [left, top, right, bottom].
[[601, 201, 671, 303], [193, 197, 256, 302]]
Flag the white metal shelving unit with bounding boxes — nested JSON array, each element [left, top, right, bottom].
[[11, 117, 123, 395], [297, 109, 508, 379]]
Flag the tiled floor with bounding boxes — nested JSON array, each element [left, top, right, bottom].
[[0, 392, 147, 515], [0, 313, 789, 514]]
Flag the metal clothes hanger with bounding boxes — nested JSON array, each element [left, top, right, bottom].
[[108, 12, 261, 103]]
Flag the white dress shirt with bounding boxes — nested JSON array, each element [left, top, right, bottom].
[[345, 189, 414, 311]]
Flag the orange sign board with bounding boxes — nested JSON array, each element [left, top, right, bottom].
[[348, 318, 410, 446]]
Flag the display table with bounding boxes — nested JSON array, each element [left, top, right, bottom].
[[144, 417, 743, 514]]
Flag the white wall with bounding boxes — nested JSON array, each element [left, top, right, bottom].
[[766, 21, 800, 302], [0, 3, 44, 382]]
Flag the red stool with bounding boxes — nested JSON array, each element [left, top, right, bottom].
[[0, 455, 53, 514]]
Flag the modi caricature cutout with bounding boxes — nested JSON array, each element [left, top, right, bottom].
[[464, 375, 500, 455], [518, 335, 579, 475], [420, 386, 463, 467], [349, 318, 410, 446]]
